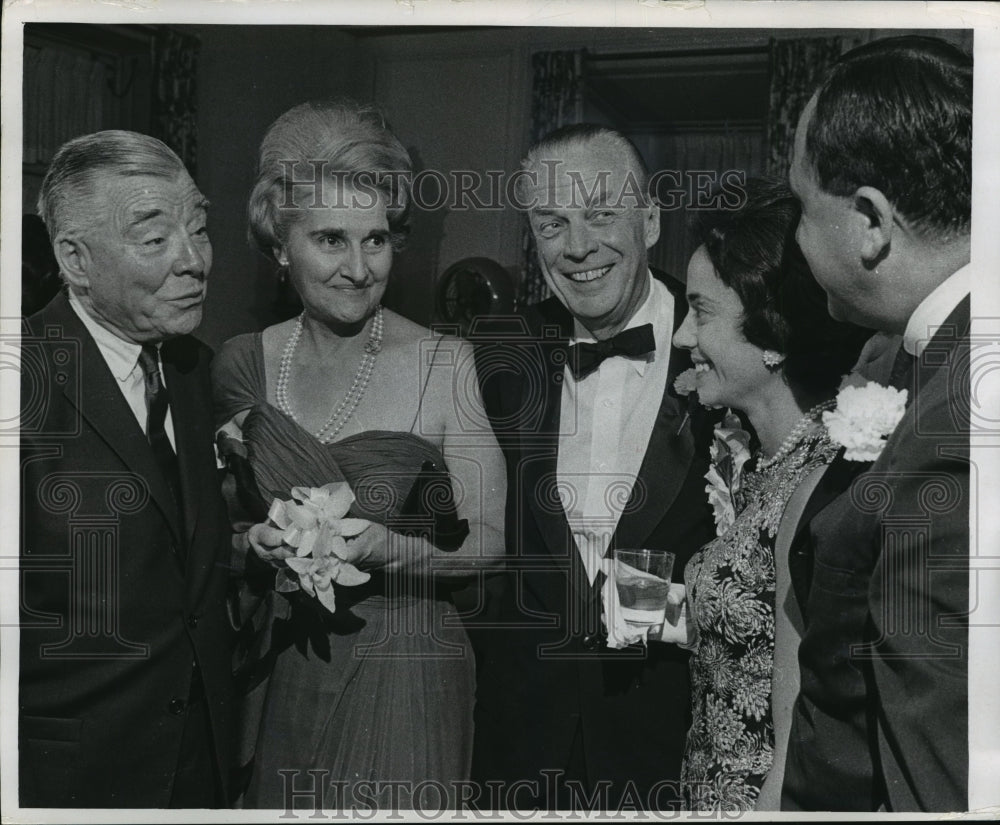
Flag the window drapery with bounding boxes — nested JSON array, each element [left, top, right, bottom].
[[151, 28, 200, 175], [765, 36, 847, 179]]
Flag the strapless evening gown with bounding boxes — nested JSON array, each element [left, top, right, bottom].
[[213, 334, 475, 810]]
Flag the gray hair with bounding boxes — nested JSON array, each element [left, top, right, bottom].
[[37, 130, 187, 241], [248, 98, 413, 260], [518, 123, 651, 208]]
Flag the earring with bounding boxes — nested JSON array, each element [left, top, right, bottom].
[[762, 350, 785, 368]]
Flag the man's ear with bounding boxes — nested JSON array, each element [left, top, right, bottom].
[[53, 234, 90, 290], [853, 186, 894, 265], [273, 246, 289, 267], [643, 202, 661, 249]]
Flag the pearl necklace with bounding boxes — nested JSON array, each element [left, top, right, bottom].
[[756, 399, 835, 471], [276, 306, 384, 444]]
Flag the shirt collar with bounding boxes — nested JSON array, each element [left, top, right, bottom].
[[68, 291, 146, 382], [571, 271, 666, 377], [902, 263, 971, 357]]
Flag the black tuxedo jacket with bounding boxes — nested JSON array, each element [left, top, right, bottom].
[[469, 272, 717, 808], [782, 298, 970, 812], [19, 293, 234, 807]]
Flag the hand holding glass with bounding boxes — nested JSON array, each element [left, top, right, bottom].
[[613, 548, 675, 625]]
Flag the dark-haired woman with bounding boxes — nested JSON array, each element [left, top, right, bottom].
[[667, 178, 869, 811]]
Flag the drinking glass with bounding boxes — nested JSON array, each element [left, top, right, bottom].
[[613, 548, 675, 625]]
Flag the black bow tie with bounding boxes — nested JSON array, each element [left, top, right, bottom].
[[567, 323, 656, 380]]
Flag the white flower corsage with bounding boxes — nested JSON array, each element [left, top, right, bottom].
[[822, 380, 908, 462], [704, 411, 752, 535], [267, 481, 372, 612]]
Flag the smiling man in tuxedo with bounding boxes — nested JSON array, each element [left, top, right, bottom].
[[783, 36, 972, 812], [470, 125, 717, 810], [19, 131, 233, 807]]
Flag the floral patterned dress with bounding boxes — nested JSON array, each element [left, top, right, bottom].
[[681, 425, 838, 811]]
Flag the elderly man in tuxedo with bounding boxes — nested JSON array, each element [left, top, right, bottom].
[[470, 124, 716, 810], [19, 131, 233, 807], [783, 36, 972, 812]]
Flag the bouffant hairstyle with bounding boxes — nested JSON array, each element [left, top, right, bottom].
[[248, 98, 413, 260], [694, 177, 869, 401], [806, 35, 971, 240]]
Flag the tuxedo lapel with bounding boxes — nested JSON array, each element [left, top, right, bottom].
[[43, 297, 183, 545], [611, 385, 691, 551], [612, 277, 694, 551], [522, 317, 573, 558], [518, 303, 597, 613]]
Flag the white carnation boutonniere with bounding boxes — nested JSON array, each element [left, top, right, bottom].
[[267, 481, 372, 612], [822, 379, 908, 462], [704, 411, 752, 536]]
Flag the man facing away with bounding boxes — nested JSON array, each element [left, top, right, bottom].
[[783, 36, 972, 812], [471, 125, 717, 811], [19, 131, 234, 807]]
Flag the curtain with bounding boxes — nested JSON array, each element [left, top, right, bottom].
[[633, 128, 766, 280], [23, 47, 110, 166], [150, 28, 200, 175], [21, 36, 148, 213], [765, 37, 847, 179], [519, 49, 585, 307]]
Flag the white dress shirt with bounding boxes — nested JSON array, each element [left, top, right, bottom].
[[903, 263, 970, 357], [557, 273, 674, 584], [69, 292, 176, 449]]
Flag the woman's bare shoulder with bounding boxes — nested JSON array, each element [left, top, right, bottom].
[[260, 318, 298, 360], [380, 308, 433, 346], [382, 310, 475, 373]]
